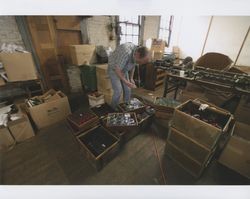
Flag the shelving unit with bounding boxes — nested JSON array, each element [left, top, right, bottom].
[[144, 63, 166, 91]]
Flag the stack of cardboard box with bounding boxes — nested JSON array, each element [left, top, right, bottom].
[[95, 64, 115, 105], [167, 99, 233, 177], [150, 39, 165, 61], [0, 104, 35, 152]]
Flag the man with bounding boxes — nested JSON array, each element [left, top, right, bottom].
[[108, 42, 150, 109]]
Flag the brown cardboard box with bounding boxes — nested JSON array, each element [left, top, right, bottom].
[[0, 52, 38, 82], [8, 114, 35, 142], [27, 90, 71, 129], [70, 45, 96, 65], [171, 99, 233, 149], [165, 140, 212, 178], [218, 122, 250, 179], [97, 77, 112, 91], [96, 64, 109, 76], [151, 39, 165, 52], [0, 76, 5, 86], [168, 127, 212, 164], [0, 125, 15, 151]]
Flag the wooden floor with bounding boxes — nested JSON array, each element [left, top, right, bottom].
[[0, 85, 249, 185]]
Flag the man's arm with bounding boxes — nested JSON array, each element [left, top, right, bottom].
[[129, 66, 136, 84], [115, 66, 136, 88]]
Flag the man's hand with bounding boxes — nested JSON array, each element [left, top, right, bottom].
[[126, 81, 137, 88], [130, 79, 135, 85]]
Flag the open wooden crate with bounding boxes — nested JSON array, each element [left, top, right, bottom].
[[118, 98, 146, 114], [67, 110, 99, 136], [106, 112, 138, 132], [171, 99, 233, 149], [77, 125, 120, 171]]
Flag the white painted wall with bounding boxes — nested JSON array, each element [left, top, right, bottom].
[[170, 16, 250, 66], [171, 16, 211, 60], [236, 28, 250, 66], [204, 16, 250, 64]]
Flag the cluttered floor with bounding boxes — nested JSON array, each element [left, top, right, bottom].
[[0, 85, 249, 185]]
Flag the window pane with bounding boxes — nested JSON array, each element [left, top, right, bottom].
[[127, 24, 132, 35], [133, 36, 139, 45], [126, 35, 133, 43], [120, 23, 126, 35], [133, 25, 139, 35], [120, 36, 126, 44]]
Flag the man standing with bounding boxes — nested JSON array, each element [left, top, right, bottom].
[[108, 42, 150, 109]]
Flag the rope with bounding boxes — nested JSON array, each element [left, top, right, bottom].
[[152, 129, 167, 185]]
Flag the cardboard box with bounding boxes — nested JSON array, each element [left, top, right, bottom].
[[151, 39, 165, 52], [26, 90, 71, 129], [168, 127, 212, 164], [96, 64, 109, 76], [70, 45, 96, 65], [0, 125, 15, 152], [171, 99, 233, 149], [0, 76, 5, 86], [0, 52, 38, 82], [88, 93, 105, 107], [166, 140, 214, 178], [97, 78, 112, 91], [218, 122, 250, 179], [8, 114, 35, 142]]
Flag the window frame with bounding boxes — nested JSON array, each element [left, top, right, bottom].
[[117, 16, 141, 45], [158, 15, 174, 47]]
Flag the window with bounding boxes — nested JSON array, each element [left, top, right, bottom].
[[159, 15, 174, 47], [118, 16, 141, 45]]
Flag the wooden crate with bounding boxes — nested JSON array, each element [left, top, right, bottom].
[[90, 103, 115, 119], [171, 99, 233, 149], [166, 141, 215, 178], [168, 127, 212, 164], [67, 111, 99, 136], [106, 112, 138, 132], [218, 122, 250, 179], [77, 125, 120, 171], [118, 98, 146, 114]]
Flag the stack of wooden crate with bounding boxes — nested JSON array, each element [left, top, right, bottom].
[[167, 99, 233, 178]]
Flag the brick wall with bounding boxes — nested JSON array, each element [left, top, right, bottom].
[[0, 16, 24, 47], [86, 16, 117, 50]]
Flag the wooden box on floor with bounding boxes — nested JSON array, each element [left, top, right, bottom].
[[166, 140, 215, 178], [168, 127, 212, 164], [106, 112, 139, 132], [0, 126, 15, 152], [25, 89, 72, 130], [67, 111, 99, 136], [171, 99, 233, 149], [77, 125, 120, 171], [118, 98, 146, 114], [90, 103, 115, 119], [153, 97, 180, 120], [218, 122, 250, 179]]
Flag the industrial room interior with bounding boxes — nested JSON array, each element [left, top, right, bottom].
[[0, 12, 250, 192]]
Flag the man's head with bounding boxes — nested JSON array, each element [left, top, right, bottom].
[[134, 46, 151, 65]]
